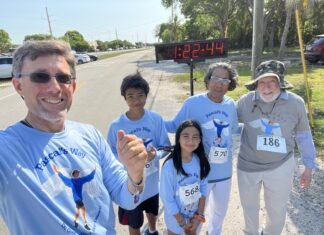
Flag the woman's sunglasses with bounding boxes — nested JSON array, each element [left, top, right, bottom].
[[209, 76, 231, 84], [18, 72, 74, 84]]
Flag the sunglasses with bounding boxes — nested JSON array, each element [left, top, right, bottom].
[[18, 72, 74, 84], [210, 76, 231, 84]]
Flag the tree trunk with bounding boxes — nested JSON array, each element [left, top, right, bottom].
[[268, 23, 275, 48], [278, 5, 293, 60]]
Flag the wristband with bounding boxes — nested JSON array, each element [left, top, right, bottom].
[[127, 173, 144, 196], [193, 212, 206, 223], [128, 173, 143, 186]]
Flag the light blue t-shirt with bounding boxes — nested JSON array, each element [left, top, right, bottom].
[[0, 121, 139, 235], [107, 109, 171, 200], [165, 93, 238, 182], [160, 154, 208, 233]]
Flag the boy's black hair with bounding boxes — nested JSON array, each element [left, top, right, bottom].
[[120, 73, 150, 97], [163, 120, 210, 179]]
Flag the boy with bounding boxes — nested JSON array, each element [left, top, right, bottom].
[[107, 73, 171, 235]]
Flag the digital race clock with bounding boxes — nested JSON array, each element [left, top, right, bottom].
[[154, 39, 228, 63]]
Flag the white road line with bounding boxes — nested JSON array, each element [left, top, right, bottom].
[[0, 92, 16, 101]]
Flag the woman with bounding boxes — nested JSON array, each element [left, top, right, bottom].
[[165, 62, 239, 235]]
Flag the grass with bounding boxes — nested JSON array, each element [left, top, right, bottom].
[[96, 48, 147, 60], [172, 61, 324, 161]]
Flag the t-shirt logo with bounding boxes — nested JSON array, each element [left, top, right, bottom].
[[202, 118, 230, 147], [249, 118, 282, 136]]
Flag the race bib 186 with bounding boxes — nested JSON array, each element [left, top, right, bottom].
[[257, 135, 287, 153]]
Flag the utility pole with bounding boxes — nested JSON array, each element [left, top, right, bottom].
[[115, 28, 118, 40], [169, 0, 174, 42], [251, 0, 264, 79], [45, 7, 53, 39]]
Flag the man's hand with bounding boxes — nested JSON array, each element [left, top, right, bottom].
[[147, 146, 156, 162], [299, 167, 312, 189], [117, 130, 147, 183]]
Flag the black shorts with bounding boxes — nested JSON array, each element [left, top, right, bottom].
[[75, 200, 84, 209], [118, 194, 159, 229]]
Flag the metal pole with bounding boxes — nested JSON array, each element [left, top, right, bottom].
[[170, 0, 174, 42], [45, 7, 53, 39], [190, 59, 194, 96], [251, 0, 264, 79], [295, 6, 314, 128]]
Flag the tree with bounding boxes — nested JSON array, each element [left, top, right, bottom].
[[179, 0, 239, 38], [228, 0, 253, 48], [184, 15, 219, 40], [155, 23, 170, 42], [263, 0, 283, 48], [278, 0, 295, 59], [159, 0, 324, 50], [0, 29, 11, 53], [24, 34, 52, 41], [110, 39, 124, 49], [161, 0, 180, 41], [96, 40, 107, 51], [62, 30, 90, 52]]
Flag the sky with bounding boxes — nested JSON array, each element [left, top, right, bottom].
[[0, 0, 178, 45]]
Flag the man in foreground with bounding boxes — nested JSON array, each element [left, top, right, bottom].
[[0, 40, 147, 235]]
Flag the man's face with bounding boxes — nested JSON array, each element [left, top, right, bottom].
[[256, 76, 281, 102], [124, 88, 147, 112], [207, 67, 230, 103], [12, 55, 76, 126]]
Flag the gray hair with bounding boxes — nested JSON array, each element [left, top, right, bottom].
[[12, 40, 76, 79], [204, 62, 238, 91]]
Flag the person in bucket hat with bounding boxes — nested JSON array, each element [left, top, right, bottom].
[[236, 60, 317, 235], [245, 60, 294, 91]]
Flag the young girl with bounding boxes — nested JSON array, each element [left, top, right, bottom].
[[160, 120, 210, 235]]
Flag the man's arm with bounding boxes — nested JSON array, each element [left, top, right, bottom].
[[117, 130, 147, 194], [295, 130, 317, 189]]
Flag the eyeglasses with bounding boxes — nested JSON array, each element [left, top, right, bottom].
[[210, 76, 231, 84], [18, 72, 74, 84]]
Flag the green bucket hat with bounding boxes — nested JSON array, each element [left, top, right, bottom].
[[245, 60, 294, 91]]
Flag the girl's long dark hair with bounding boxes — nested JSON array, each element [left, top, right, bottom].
[[164, 120, 210, 179]]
